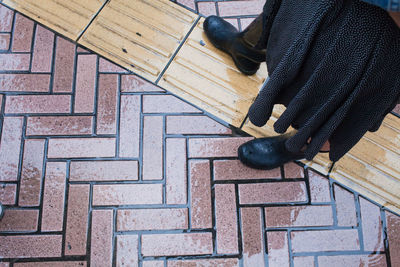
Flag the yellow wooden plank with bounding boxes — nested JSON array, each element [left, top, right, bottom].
[[3, 0, 105, 41], [79, 0, 198, 82], [159, 18, 268, 127], [331, 153, 400, 213]]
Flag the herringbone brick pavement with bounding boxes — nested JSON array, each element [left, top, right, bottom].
[[1, 1, 400, 266]]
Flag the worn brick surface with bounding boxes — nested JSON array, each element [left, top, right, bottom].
[[291, 230, 360, 252], [90, 210, 113, 267], [74, 54, 97, 113], [5, 95, 71, 114], [141, 233, 213, 256], [41, 162, 66, 232], [19, 139, 45, 206], [26, 116, 93, 136], [0, 117, 23, 182], [215, 184, 238, 254], [96, 74, 118, 134], [0, 209, 38, 232], [166, 138, 187, 204], [0, 74, 50, 92], [11, 13, 33, 52], [265, 205, 333, 227], [64, 185, 90, 256], [117, 208, 188, 231], [0, 1, 399, 266], [31, 25, 54, 72], [70, 161, 138, 181]]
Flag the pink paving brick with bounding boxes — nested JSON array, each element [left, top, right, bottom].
[[215, 184, 238, 254], [290, 229, 360, 252], [386, 211, 400, 267], [121, 75, 164, 92], [41, 162, 66, 232], [190, 160, 212, 229], [53, 37, 75, 93], [0, 53, 30, 71], [26, 116, 93, 136], [142, 116, 163, 180], [0, 209, 38, 232], [97, 74, 118, 134], [189, 137, 253, 158], [0, 74, 50, 92], [214, 159, 281, 180], [0, 263, 9, 267], [267, 231, 290, 267], [166, 115, 231, 135], [284, 162, 305, 178], [176, 0, 195, 10], [47, 138, 115, 158], [14, 262, 87, 267], [239, 182, 307, 204], [74, 54, 97, 113], [241, 208, 265, 267], [0, 117, 23, 182], [64, 184, 90, 256], [90, 209, 113, 267], [0, 5, 13, 32], [0, 183, 17, 205], [70, 161, 138, 181], [240, 18, 256, 30], [143, 261, 164, 267], [0, 235, 62, 258], [77, 46, 90, 53], [11, 13, 33, 52], [168, 259, 239, 267], [393, 104, 400, 114], [308, 170, 331, 203], [99, 57, 127, 73], [116, 235, 139, 267], [141, 233, 213, 256], [333, 184, 357, 226], [119, 95, 140, 157], [198, 2, 217, 16], [31, 25, 54, 72], [5, 95, 71, 114], [218, 0, 265, 17], [117, 208, 188, 231], [92, 184, 163, 206], [293, 257, 315, 267], [265, 206, 333, 227], [0, 33, 10, 50], [318, 255, 387, 267], [18, 139, 45, 207], [360, 197, 384, 251], [166, 138, 187, 204], [143, 95, 200, 113], [226, 19, 239, 30]]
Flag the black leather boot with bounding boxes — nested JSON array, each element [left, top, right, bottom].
[[238, 133, 305, 170], [204, 15, 265, 75]]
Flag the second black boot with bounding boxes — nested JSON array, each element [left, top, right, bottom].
[[238, 133, 306, 170], [204, 15, 266, 75]]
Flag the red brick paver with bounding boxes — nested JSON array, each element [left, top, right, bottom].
[[0, 1, 399, 266]]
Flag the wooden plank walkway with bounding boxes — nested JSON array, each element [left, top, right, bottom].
[[2, 0, 400, 214]]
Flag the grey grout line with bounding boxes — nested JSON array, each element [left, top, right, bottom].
[[155, 15, 201, 84], [76, 0, 110, 43]]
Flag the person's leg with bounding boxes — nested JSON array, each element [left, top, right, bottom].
[[203, 14, 266, 75]]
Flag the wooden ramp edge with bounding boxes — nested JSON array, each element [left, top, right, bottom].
[[2, 0, 400, 215]]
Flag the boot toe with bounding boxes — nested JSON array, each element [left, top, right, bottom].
[[238, 137, 305, 170]]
